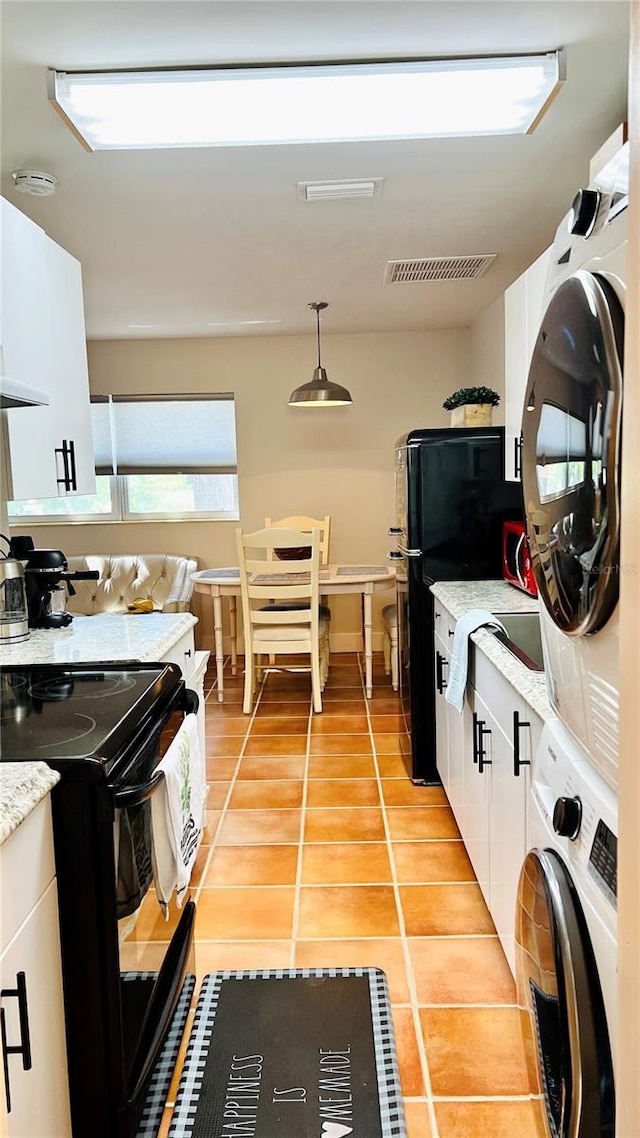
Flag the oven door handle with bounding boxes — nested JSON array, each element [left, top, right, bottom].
[[113, 688, 199, 808], [114, 771, 165, 808], [183, 688, 199, 715]]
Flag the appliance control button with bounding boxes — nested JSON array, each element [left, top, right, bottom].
[[569, 189, 601, 236], [553, 795, 583, 840]]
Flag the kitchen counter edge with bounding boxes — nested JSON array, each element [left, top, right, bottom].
[[0, 763, 61, 846], [430, 580, 554, 723]]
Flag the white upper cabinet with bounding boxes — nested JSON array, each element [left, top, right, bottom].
[[3, 203, 95, 501], [504, 246, 551, 481], [0, 198, 50, 404]]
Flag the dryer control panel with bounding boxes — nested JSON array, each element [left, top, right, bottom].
[[589, 819, 617, 906]]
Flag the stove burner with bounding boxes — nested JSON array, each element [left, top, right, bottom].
[[39, 713, 98, 749], [28, 674, 138, 703]]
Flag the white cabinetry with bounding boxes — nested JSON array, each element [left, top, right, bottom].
[[433, 603, 451, 796], [0, 198, 49, 401], [504, 246, 551, 481], [434, 610, 543, 974], [159, 630, 209, 774], [0, 797, 72, 1137], [3, 202, 95, 502]]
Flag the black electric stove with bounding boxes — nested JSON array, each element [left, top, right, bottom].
[[1, 662, 184, 777], [0, 661, 198, 1138]]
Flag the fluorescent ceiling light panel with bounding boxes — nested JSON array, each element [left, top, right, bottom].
[[48, 53, 565, 151]]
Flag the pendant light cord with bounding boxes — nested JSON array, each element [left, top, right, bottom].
[[316, 306, 322, 369]]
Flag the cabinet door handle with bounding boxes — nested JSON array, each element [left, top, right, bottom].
[[67, 439, 77, 491], [474, 715, 492, 773], [1, 972, 33, 1112], [55, 439, 77, 492], [514, 434, 523, 480], [435, 651, 448, 694], [513, 709, 531, 776]]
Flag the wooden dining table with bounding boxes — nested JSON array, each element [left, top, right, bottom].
[[191, 564, 397, 701]]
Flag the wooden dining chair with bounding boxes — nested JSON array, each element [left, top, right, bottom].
[[264, 515, 331, 565], [236, 526, 330, 714], [265, 514, 332, 620]]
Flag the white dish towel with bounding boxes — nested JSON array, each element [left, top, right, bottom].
[[444, 609, 507, 713], [151, 712, 206, 917]]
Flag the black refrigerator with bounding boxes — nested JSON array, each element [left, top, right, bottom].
[[390, 427, 523, 784]]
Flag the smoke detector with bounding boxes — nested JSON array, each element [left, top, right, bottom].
[[12, 170, 58, 196]]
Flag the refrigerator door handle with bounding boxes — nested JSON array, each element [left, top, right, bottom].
[[395, 544, 422, 558]]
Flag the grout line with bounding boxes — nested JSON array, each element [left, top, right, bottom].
[[358, 654, 440, 1138], [193, 668, 266, 908], [290, 694, 313, 968]]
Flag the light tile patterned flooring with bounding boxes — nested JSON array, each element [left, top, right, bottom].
[[125, 653, 545, 1138]]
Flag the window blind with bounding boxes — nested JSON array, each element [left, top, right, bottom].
[[92, 394, 237, 475]]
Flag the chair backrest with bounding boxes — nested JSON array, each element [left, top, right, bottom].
[[264, 515, 331, 565], [236, 527, 321, 642]]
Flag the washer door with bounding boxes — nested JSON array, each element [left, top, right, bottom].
[[521, 270, 624, 635], [515, 849, 614, 1138]]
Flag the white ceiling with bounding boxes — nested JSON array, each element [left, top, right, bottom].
[[0, 0, 630, 340]]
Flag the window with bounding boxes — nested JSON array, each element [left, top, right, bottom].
[[8, 394, 239, 523]]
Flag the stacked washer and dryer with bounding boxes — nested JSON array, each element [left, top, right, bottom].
[[516, 143, 628, 1138]]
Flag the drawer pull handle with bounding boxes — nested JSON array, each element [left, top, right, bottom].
[[513, 710, 531, 777], [473, 713, 492, 773], [1, 972, 32, 1113], [435, 651, 448, 694]]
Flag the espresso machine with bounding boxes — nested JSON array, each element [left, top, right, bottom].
[[11, 536, 99, 630]]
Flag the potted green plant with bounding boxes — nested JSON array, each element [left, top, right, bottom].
[[442, 385, 500, 427]]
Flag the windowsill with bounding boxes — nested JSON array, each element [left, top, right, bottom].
[[8, 515, 240, 526]]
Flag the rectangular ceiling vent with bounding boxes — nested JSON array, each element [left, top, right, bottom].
[[384, 254, 497, 284], [298, 178, 383, 202]]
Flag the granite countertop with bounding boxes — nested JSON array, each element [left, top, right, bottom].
[[0, 611, 197, 667], [430, 580, 554, 722], [0, 763, 60, 845]]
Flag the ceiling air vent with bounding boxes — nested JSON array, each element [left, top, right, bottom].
[[298, 178, 383, 202], [384, 254, 497, 284]]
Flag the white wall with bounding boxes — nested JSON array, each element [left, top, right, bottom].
[[469, 293, 505, 421], [8, 327, 472, 650]]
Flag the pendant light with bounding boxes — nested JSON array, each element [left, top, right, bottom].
[[288, 302, 353, 408]]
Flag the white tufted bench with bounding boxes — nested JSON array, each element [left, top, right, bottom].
[[65, 554, 198, 615]]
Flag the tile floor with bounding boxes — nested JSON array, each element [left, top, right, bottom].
[[124, 652, 545, 1138]]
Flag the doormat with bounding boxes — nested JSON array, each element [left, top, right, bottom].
[[134, 971, 196, 1138], [168, 967, 406, 1138]]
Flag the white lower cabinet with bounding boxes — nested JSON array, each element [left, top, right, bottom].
[[161, 626, 196, 684], [434, 628, 450, 796], [160, 631, 209, 780], [0, 798, 71, 1137], [463, 687, 491, 906], [434, 615, 543, 975]]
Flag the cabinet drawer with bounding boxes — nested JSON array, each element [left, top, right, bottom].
[[474, 649, 522, 740], [433, 601, 455, 646], [1, 798, 56, 950], [0, 879, 72, 1136], [161, 628, 196, 683]]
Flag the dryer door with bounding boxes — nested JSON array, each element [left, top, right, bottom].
[[521, 270, 624, 635], [515, 848, 614, 1138]]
